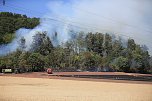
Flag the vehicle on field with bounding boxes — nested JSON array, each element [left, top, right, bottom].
[[2, 69, 12, 73], [47, 68, 53, 74]]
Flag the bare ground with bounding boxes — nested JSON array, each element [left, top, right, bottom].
[[0, 72, 152, 84], [0, 73, 152, 101]]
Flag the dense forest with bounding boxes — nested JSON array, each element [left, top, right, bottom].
[[0, 12, 152, 73], [0, 12, 39, 44]]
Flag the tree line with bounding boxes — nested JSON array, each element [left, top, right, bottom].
[[0, 31, 152, 73]]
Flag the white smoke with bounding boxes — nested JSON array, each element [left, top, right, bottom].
[[47, 0, 152, 54], [0, 0, 152, 55], [0, 15, 72, 55]]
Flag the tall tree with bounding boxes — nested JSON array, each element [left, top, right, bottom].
[[30, 31, 53, 55], [86, 32, 104, 56], [104, 33, 112, 56], [111, 39, 123, 58], [18, 37, 26, 51]]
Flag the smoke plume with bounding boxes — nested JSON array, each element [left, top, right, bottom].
[[0, 0, 152, 55]]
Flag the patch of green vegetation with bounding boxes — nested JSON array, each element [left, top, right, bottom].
[[0, 12, 39, 44]]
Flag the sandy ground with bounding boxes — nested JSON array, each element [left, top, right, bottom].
[[0, 76, 152, 101]]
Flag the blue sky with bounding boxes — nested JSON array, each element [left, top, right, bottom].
[[0, 0, 70, 17]]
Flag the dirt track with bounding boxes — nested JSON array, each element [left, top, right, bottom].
[[1, 72, 152, 84], [0, 73, 152, 101]]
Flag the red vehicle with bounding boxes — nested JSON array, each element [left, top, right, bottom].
[[47, 68, 53, 74]]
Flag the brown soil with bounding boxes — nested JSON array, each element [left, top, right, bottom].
[[0, 72, 152, 84], [0, 76, 152, 101]]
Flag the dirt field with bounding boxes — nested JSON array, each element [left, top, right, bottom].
[[1, 72, 152, 84], [0, 76, 152, 101]]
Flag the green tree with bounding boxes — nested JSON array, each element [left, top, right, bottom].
[[86, 32, 104, 56], [110, 56, 129, 72], [111, 39, 123, 58], [27, 53, 45, 72], [30, 31, 53, 55], [0, 12, 39, 44], [104, 33, 112, 56], [18, 52, 31, 72]]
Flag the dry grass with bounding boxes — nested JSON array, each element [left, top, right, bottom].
[[0, 76, 152, 101]]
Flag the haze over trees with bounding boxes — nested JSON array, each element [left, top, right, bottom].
[[0, 12, 39, 44], [0, 12, 152, 73]]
